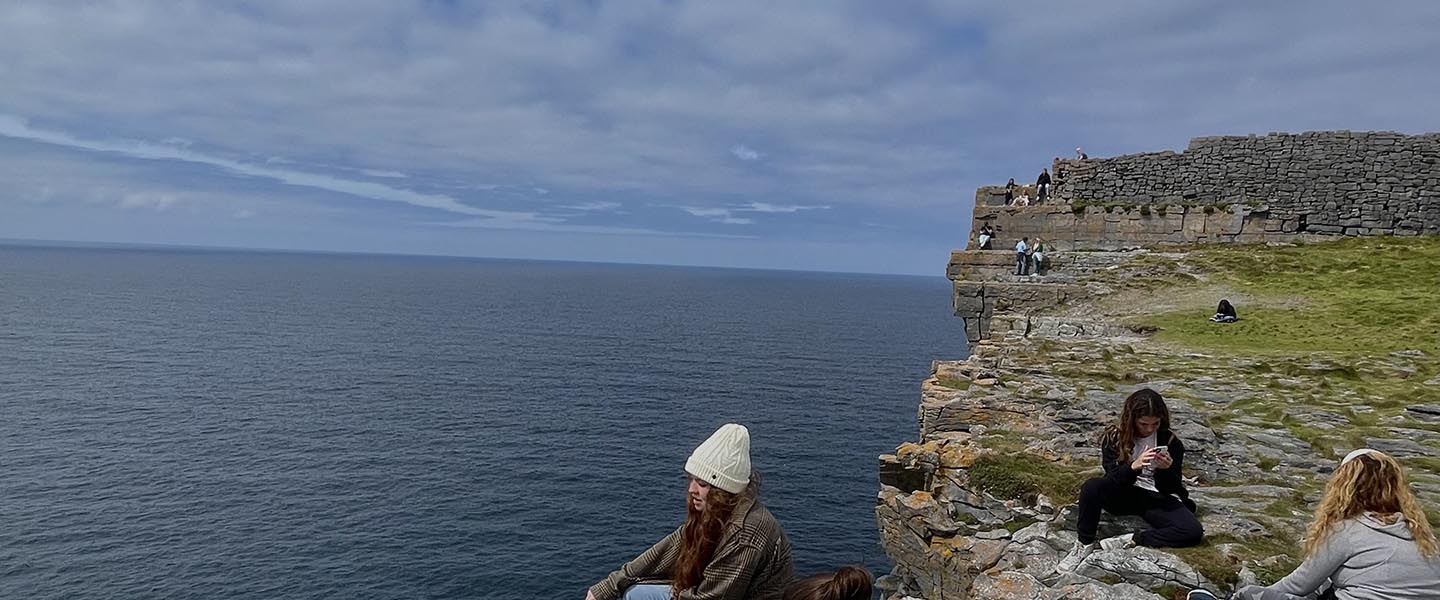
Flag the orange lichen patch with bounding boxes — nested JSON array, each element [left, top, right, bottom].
[[928, 535, 973, 558], [899, 491, 935, 511], [938, 443, 984, 469]]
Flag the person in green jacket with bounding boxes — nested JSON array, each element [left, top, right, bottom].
[[587, 424, 794, 600], [1029, 239, 1047, 276]]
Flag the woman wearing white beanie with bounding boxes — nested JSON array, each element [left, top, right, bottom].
[[587, 423, 794, 600]]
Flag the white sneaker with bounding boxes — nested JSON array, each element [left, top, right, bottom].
[[1099, 533, 1136, 551], [1056, 541, 1095, 573], [1186, 591, 1221, 600]]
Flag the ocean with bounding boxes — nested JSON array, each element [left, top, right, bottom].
[[0, 244, 967, 599]]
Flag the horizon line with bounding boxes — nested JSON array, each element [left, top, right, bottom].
[[0, 236, 945, 279]]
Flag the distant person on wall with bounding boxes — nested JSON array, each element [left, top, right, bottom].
[[1014, 237, 1029, 275], [1186, 449, 1440, 600], [1030, 238, 1047, 275], [587, 424, 794, 600], [1057, 388, 1203, 574], [1014, 193, 1031, 207], [1076, 147, 1089, 160], [1036, 169, 1051, 204], [1005, 178, 1017, 205], [977, 225, 994, 250], [1210, 299, 1238, 323], [784, 566, 872, 600]]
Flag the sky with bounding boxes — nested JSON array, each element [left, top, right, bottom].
[[2, 1, 1439, 275]]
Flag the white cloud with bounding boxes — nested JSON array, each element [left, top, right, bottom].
[[559, 201, 622, 212], [741, 202, 829, 213], [682, 206, 753, 225], [437, 217, 750, 238], [0, 115, 527, 219], [358, 168, 407, 179], [730, 145, 761, 161], [118, 192, 182, 211]]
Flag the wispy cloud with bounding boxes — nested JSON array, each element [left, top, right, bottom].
[[358, 168, 408, 179], [730, 145, 762, 161], [741, 202, 829, 213], [559, 201, 622, 212], [0, 114, 532, 220], [118, 192, 183, 212], [438, 217, 750, 239], [679, 201, 830, 224], [682, 207, 754, 225]]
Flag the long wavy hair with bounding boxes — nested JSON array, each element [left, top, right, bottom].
[[671, 476, 759, 596], [1100, 388, 1172, 459], [1304, 451, 1437, 558], [784, 565, 872, 600]]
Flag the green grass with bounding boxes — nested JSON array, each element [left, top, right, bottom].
[[1166, 533, 1304, 589], [1153, 585, 1185, 600], [967, 452, 1089, 505], [1134, 237, 1440, 356], [936, 376, 971, 390]]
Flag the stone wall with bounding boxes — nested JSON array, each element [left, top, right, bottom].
[[1048, 131, 1440, 237], [970, 203, 1296, 252], [952, 280, 1089, 341]]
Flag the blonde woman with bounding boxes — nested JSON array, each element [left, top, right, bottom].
[[1188, 449, 1440, 600]]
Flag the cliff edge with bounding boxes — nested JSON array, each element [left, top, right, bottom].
[[876, 132, 1440, 600]]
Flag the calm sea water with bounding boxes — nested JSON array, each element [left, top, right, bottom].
[[0, 245, 967, 599]]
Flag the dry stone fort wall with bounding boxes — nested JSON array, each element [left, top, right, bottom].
[[973, 130, 1439, 251]]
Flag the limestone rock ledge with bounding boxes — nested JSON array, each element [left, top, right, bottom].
[[874, 339, 1439, 600]]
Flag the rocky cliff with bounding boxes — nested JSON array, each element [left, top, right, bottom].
[[876, 140, 1440, 599]]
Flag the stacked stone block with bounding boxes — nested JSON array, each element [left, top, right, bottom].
[[1049, 130, 1440, 237]]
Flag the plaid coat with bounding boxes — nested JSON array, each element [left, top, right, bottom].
[[589, 495, 793, 600]]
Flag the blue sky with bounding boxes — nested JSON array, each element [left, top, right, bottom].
[[2, 1, 1439, 275]]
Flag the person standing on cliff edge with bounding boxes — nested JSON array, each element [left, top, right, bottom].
[[586, 424, 794, 600], [1014, 237, 1029, 276]]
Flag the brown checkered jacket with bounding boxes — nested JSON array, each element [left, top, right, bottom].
[[589, 495, 793, 600]]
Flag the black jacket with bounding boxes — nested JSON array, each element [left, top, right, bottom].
[[1036, 172, 1051, 186], [1100, 430, 1195, 512]]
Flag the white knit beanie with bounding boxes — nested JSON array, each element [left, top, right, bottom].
[[685, 423, 751, 494]]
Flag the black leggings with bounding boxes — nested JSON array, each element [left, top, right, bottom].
[[1076, 476, 1203, 547]]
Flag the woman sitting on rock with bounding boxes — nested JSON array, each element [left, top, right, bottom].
[[784, 566, 872, 600], [1187, 449, 1440, 600], [977, 225, 994, 250], [1058, 388, 1203, 573], [587, 424, 794, 600]]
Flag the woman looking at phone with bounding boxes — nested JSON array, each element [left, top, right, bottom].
[[1058, 388, 1204, 572]]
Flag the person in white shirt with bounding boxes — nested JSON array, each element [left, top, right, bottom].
[[1058, 388, 1203, 573]]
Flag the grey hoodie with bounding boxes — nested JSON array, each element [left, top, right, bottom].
[[1236, 514, 1440, 600]]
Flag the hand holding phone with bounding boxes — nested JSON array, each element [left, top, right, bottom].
[[1154, 446, 1173, 468]]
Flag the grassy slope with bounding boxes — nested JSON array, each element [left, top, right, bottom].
[[1089, 237, 1440, 590], [1135, 237, 1440, 355]]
